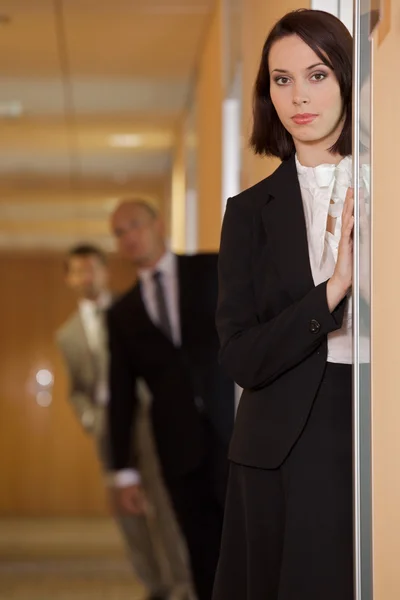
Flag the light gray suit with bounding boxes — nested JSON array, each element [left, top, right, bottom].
[[57, 311, 106, 442], [56, 305, 193, 598]]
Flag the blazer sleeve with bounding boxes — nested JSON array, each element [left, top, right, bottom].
[[216, 196, 346, 390], [106, 307, 139, 471], [56, 334, 102, 435]]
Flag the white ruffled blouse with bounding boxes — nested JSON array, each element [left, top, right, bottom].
[[296, 155, 369, 364]]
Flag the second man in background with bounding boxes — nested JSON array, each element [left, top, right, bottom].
[[108, 199, 235, 600]]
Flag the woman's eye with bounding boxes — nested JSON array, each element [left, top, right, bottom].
[[310, 72, 327, 82], [275, 76, 290, 86]]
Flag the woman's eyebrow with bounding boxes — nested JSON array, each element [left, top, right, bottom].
[[271, 62, 326, 74]]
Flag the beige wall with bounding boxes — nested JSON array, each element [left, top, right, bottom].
[[372, 5, 400, 598], [170, 121, 187, 253], [241, 0, 310, 189], [196, 0, 224, 252]]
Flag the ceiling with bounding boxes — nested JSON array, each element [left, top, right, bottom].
[[0, 0, 214, 250]]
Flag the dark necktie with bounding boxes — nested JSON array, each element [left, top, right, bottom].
[[152, 270, 173, 342]]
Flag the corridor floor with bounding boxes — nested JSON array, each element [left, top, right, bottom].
[[0, 518, 146, 600]]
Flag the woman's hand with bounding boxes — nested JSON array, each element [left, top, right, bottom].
[[327, 187, 354, 312]]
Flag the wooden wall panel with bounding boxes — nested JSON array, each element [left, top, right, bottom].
[[196, 0, 224, 252], [372, 2, 400, 596], [0, 252, 134, 516]]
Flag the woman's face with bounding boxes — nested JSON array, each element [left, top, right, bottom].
[[269, 35, 344, 151]]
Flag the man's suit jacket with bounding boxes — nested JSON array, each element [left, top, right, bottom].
[[216, 154, 347, 470], [107, 253, 235, 483], [56, 311, 106, 439]]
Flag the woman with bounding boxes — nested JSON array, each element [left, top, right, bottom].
[[213, 9, 361, 600]]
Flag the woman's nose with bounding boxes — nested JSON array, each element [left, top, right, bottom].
[[293, 95, 309, 106], [292, 84, 310, 106]]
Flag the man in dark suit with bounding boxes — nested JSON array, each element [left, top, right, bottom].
[[108, 199, 235, 600]]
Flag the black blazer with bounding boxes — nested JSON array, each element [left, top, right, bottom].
[[216, 155, 346, 470], [107, 253, 235, 482]]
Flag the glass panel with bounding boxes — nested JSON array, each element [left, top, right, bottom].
[[353, 1, 381, 598]]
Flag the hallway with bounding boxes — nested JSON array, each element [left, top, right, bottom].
[[0, 518, 145, 599]]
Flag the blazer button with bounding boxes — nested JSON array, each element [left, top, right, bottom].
[[309, 319, 321, 334], [194, 396, 205, 413]]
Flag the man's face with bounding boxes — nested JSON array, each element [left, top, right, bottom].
[[111, 203, 164, 267], [65, 255, 108, 300]]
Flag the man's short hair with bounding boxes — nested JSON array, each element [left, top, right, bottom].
[[117, 198, 159, 220], [65, 244, 107, 271]]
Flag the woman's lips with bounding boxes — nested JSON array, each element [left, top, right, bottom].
[[292, 113, 318, 125]]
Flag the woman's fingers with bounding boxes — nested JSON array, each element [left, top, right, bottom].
[[340, 215, 354, 246], [345, 186, 354, 205], [344, 186, 354, 210], [341, 187, 354, 234], [346, 215, 354, 237], [339, 219, 354, 248]]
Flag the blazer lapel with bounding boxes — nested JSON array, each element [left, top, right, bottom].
[[131, 283, 153, 329], [134, 258, 190, 348], [133, 282, 175, 345], [73, 313, 92, 357], [261, 154, 315, 301], [61, 313, 97, 383]]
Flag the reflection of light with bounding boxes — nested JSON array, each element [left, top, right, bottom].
[[0, 100, 22, 118], [36, 391, 52, 407], [36, 369, 53, 387], [109, 134, 143, 148]]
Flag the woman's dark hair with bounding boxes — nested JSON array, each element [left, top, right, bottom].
[[250, 9, 353, 160]]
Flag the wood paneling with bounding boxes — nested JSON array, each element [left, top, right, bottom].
[[0, 252, 134, 516], [372, 2, 400, 596]]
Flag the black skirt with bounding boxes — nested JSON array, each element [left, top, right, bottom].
[[212, 363, 353, 600]]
